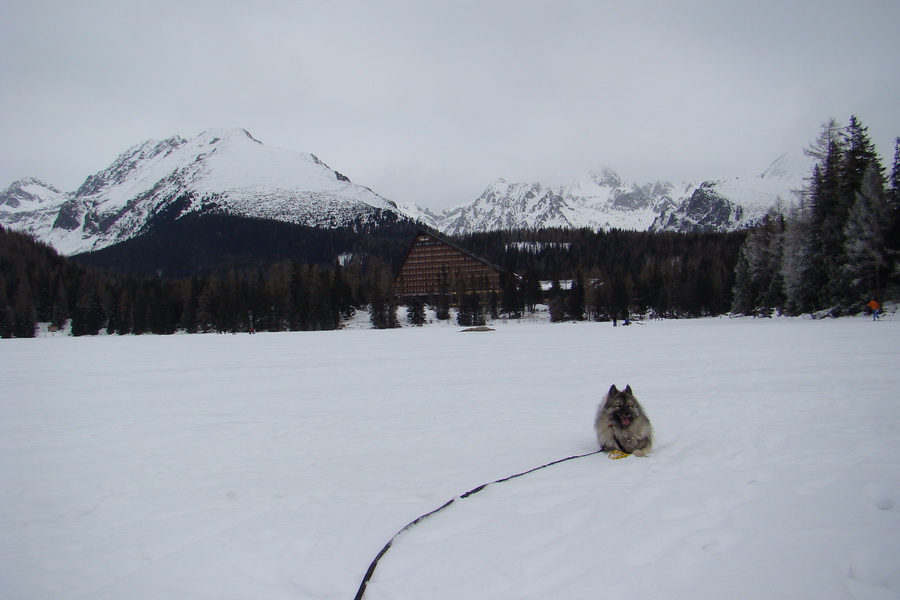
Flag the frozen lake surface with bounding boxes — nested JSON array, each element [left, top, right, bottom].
[[2, 315, 899, 599]]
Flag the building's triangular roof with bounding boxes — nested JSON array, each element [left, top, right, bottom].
[[396, 229, 505, 275]]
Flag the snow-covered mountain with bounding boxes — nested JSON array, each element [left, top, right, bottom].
[[649, 152, 809, 232], [2, 128, 814, 256], [0, 128, 416, 255], [0, 178, 70, 240], [432, 170, 695, 235], [430, 152, 811, 235]]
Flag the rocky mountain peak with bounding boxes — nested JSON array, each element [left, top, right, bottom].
[[1, 129, 419, 255]]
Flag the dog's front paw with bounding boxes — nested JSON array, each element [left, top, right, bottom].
[[633, 449, 648, 457]]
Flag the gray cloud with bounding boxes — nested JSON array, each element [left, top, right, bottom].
[[2, 0, 898, 210]]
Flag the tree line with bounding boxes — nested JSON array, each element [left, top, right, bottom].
[[1, 220, 749, 337], [455, 227, 746, 320], [0, 225, 405, 337], [732, 117, 899, 316]]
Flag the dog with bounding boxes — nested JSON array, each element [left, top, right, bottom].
[[594, 384, 653, 457]]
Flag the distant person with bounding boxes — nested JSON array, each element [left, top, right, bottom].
[[866, 299, 881, 321]]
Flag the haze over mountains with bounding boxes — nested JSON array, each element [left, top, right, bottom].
[[0, 128, 810, 255]]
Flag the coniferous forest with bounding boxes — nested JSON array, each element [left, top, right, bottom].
[[1, 221, 745, 337], [0, 222, 406, 337], [732, 117, 900, 316], [2, 116, 896, 338]]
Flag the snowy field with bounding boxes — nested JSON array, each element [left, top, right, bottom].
[[2, 315, 899, 600]]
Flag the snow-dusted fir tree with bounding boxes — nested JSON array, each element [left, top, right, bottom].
[[842, 161, 890, 301], [788, 119, 845, 310], [889, 138, 900, 208], [887, 139, 900, 293], [781, 205, 817, 314], [731, 210, 786, 315], [781, 117, 886, 313], [811, 123, 850, 306], [830, 117, 881, 303]]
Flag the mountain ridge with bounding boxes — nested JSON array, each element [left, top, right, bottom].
[[1, 128, 811, 255], [1, 128, 414, 255], [427, 151, 809, 236]]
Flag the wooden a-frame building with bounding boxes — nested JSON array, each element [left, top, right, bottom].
[[394, 230, 504, 300]]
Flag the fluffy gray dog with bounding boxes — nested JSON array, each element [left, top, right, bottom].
[[594, 384, 653, 457]]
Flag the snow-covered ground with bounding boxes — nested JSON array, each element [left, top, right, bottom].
[[2, 315, 898, 600]]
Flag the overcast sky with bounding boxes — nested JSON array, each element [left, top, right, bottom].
[[2, 1, 898, 211]]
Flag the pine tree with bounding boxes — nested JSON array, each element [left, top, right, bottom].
[[332, 263, 356, 320], [432, 272, 451, 320], [71, 285, 105, 336], [843, 161, 890, 302], [11, 285, 37, 338], [567, 273, 586, 320], [306, 269, 339, 330], [807, 127, 847, 307], [384, 293, 400, 329], [584, 270, 608, 321], [829, 116, 880, 305], [115, 288, 135, 334], [406, 297, 426, 326], [368, 283, 399, 329], [499, 270, 524, 318], [522, 268, 543, 313], [197, 278, 221, 332], [290, 263, 311, 331], [369, 286, 387, 329], [732, 212, 787, 315], [731, 248, 754, 314], [457, 293, 485, 326], [842, 117, 880, 202], [886, 138, 900, 292], [889, 137, 900, 208], [780, 207, 817, 314], [434, 292, 451, 321]]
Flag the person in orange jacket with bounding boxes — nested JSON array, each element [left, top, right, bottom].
[[866, 299, 881, 321]]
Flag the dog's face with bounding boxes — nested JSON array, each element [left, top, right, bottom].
[[604, 384, 642, 428], [596, 384, 652, 456]]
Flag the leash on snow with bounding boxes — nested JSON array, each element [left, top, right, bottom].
[[352, 448, 604, 600]]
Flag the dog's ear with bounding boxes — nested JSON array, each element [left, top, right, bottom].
[[608, 384, 619, 396], [624, 384, 633, 395]]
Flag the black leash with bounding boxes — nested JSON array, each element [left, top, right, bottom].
[[352, 449, 603, 600]]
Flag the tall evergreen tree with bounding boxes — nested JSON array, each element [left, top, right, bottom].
[[781, 205, 817, 314], [11, 284, 38, 338], [829, 116, 880, 304], [71, 285, 106, 336], [406, 297, 426, 326], [843, 161, 890, 301], [841, 117, 880, 201], [807, 127, 847, 306], [307, 269, 334, 330], [499, 270, 524, 318], [731, 212, 786, 315], [332, 263, 356, 320], [567, 272, 586, 320], [889, 137, 900, 208], [886, 138, 900, 292], [521, 268, 543, 313], [457, 293, 485, 326], [368, 284, 399, 329]]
